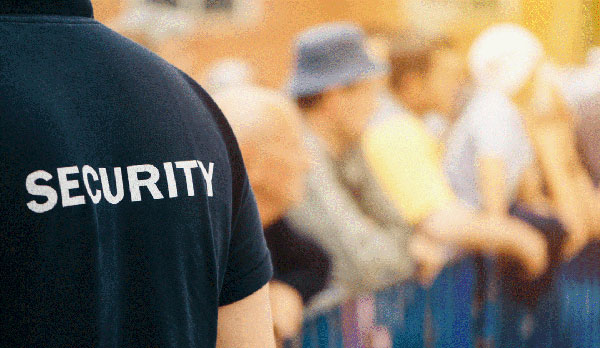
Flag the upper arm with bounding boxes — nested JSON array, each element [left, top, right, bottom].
[[187, 75, 273, 306], [517, 164, 553, 214], [470, 94, 514, 157], [178, 71, 275, 342], [531, 124, 576, 197], [217, 284, 276, 348], [219, 168, 273, 307], [477, 156, 509, 215], [362, 118, 455, 225], [469, 95, 521, 213]]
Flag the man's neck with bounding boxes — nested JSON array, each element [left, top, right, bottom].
[[392, 90, 426, 117], [308, 118, 351, 159]]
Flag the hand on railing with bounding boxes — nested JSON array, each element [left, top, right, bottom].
[[409, 233, 456, 287]]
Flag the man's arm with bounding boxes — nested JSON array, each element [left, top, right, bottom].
[[532, 124, 589, 259], [517, 164, 554, 216], [477, 156, 509, 216], [217, 284, 276, 348], [269, 281, 304, 345], [362, 115, 547, 277], [420, 203, 548, 277]]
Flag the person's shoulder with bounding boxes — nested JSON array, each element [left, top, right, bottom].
[[464, 89, 518, 122], [96, 23, 207, 94], [99, 25, 243, 172], [365, 112, 429, 144], [469, 89, 512, 110]]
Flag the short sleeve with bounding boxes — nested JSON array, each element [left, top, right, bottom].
[[362, 116, 455, 225], [219, 177, 273, 306], [469, 92, 516, 157], [178, 71, 273, 306]]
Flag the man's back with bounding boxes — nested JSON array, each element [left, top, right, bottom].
[[0, 1, 272, 346]]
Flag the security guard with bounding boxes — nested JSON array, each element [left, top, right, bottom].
[[0, 1, 275, 347]]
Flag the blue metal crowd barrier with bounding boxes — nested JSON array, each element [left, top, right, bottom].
[[288, 246, 600, 348], [295, 256, 476, 348], [555, 242, 600, 348]]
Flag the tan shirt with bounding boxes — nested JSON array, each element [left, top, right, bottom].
[[286, 130, 414, 311]]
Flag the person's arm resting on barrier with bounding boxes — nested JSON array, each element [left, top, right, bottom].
[[532, 123, 589, 259], [362, 117, 547, 277]]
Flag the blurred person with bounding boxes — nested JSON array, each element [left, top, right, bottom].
[[214, 86, 331, 345], [575, 92, 600, 185], [486, 27, 600, 259], [559, 47, 600, 109], [458, 24, 600, 346], [202, 58, 256, 95], [0, 1, 276, 347], [558, 49, 600, 184], [446, 24, 541, 218], [361, 28, 549, 283], [109, 0, 196, 45], [444, 25, 559, 342], [382, 31, 467, 131], [518, 45, 600, 345], [286, 23, 416, 310]]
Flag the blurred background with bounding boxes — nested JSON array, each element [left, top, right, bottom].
[[90, 1, 599, 347], [92, 0, 598, 86]]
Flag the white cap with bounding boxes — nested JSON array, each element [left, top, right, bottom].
[[469, 23, 544, 96]]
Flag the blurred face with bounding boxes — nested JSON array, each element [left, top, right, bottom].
[[248, 107, 310, 224], [325, 78, 381, 144], [425, 49, 466, 115], [425, 48, 466, 116]]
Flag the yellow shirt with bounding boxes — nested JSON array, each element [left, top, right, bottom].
[[362, 114, 455, 225]]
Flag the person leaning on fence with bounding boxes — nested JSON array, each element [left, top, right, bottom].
[[285, 23, 416, 311], [462, 24, 600, 345], [214, 86, 332, 346], [0, 1, 276, 347], [469, 24, 600, 260], [573, 83, 600, 186], [360, 27, 550, 284]]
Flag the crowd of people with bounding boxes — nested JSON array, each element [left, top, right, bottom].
[[5, 1, 600, 346], [204, 21, 600, 346]]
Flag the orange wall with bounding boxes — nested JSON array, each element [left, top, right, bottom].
[[94, 0, 401, 88], [92, 0, 126, 23]]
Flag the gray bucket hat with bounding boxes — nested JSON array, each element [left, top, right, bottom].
[[289, 22, 387, 98]]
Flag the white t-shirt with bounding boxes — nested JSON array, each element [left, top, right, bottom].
[[443, 89, 534, 209], [424, 112, 450, 140]]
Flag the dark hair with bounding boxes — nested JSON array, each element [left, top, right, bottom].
[[296, 93, 324, 111], [389, 31, 454, 90]]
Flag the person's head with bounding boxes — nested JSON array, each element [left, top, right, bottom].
[[389, 30, 466, 117], [469, 23, 544, 104], [202, 58, 255, 94], [289, 22, 385, 152], [296, 78, 381, 149], [214, 86, 310, 227]]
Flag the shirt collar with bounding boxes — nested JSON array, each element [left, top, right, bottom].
[[0, 0, 94, 18]]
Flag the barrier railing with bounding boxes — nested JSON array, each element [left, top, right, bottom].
[[285, 243, 600, 348], [292, 257, 476, 348]]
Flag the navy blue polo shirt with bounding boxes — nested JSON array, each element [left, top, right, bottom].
[[0, 1, 272, 346]]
